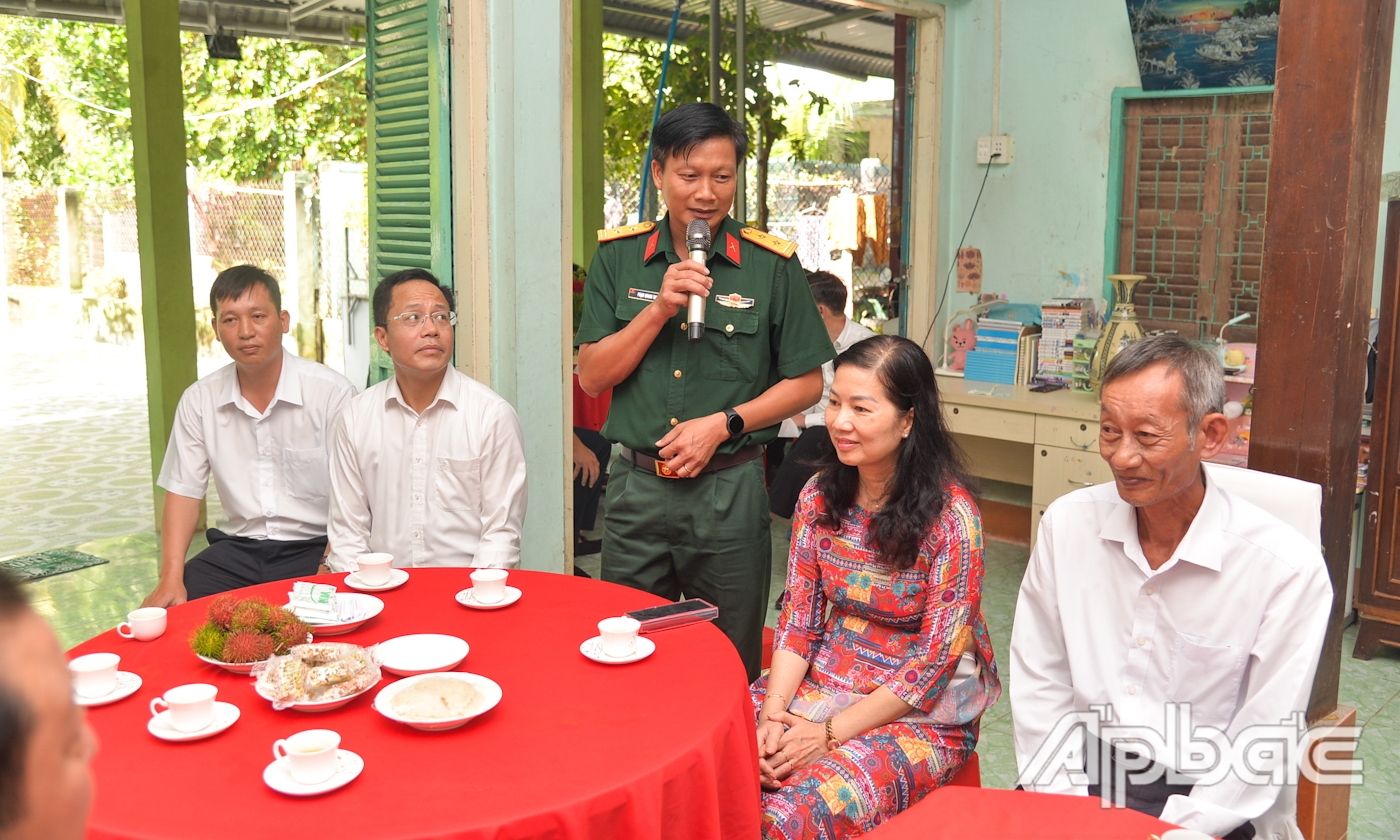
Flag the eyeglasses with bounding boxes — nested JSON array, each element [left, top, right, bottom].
[[387, 311, 457, 330]]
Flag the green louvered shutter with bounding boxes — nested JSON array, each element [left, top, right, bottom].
[[366, 0, 453, 385]]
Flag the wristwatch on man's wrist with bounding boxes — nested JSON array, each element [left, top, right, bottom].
[[723, 408, 745, 439]]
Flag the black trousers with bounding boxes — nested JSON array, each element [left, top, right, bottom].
[[767, 426, 831, 519], [183, 529, 328, 600], [1084, 737, 1256, 840], [573, 427, 611, 539]]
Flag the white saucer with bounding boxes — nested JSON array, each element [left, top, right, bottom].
[[147, 701, 240, 742], [344, 569, 409, 592], [74, 671, 142, 707], [376, 633, 469, 676], [580, 635, 655, 664], [263, 750, 363, 796], [454, 586, 522, 610]]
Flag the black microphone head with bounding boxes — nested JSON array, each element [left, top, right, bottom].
[[685, 219, 711, 252]]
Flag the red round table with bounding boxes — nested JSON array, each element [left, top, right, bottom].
[[868, 786, 1192, 839], [71, 569, 760, 840]]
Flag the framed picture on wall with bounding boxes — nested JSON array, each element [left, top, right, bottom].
[[1125, 1, 1279, 91]]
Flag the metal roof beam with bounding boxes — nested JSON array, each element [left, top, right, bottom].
[[777, 8, 873, 32], [289, 0, 342, 23]]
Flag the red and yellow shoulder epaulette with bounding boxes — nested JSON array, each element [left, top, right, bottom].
[[597, 221, 656, 243], [740, 226, 797, 259]]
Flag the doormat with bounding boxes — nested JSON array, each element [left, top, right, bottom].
[[0, 549, 108, 582]]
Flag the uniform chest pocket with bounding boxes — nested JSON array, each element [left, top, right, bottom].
[[434, 457, 482, 513], [703, 308, 762, 381], [1169, 634, 1247, 729], [283, 446, 330, 502], [615, 296, 663, 371]]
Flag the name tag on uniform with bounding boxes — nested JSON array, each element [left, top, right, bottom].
[[628, 288, 659, 302], [716, 293, 755, 309]]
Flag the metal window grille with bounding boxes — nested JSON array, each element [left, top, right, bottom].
[[1117, 92, 1273, 342]]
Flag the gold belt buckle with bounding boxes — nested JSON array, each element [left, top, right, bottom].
[[654, 458, 680, 479]]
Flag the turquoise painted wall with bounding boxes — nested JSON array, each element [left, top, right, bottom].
[[935, 0, 1139, 353], [935, 1, 1400, 349]]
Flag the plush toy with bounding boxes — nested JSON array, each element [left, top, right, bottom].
[[948, 317, 977, 371]]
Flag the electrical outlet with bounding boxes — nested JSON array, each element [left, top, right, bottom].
[[977, 135, 1013, 165]]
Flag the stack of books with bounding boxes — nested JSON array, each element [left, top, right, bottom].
[[1015, 334, 1041, 385], [1039, 299, 1097, 386], [964, 317, 1025, 384]]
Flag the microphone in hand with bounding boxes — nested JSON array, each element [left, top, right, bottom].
[[685, 219, 711, 343]]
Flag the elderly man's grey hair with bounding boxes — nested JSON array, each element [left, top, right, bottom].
[[1101, 333, 1226, 435]]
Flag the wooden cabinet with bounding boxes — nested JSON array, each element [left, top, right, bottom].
[[1033, 445, 1115, 506], [944, 403, 1036, 443]]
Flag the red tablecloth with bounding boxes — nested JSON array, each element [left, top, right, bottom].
[[573, 374, 612, 432], [869, 786, 1188, 839], [72, 570, 760, 840]]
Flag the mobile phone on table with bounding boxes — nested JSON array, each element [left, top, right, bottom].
[[1028, 381, 1067, 393], [625, 599, 718, 633]]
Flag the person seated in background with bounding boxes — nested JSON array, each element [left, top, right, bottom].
[[754, 336, 1000, 840], [767, 271, 876, 520], [141, 266, 356, 606], [0, 570, 97, 840], [1010, 335, 1332, 840], [572, 428, 611, 560], [328, 269, 528, 570]]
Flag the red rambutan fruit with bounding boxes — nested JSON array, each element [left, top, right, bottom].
[[220, 630, 274, 664], [230, 600, 272, 632], [272, 617, 313, 655], [207, 594, 239, 630]]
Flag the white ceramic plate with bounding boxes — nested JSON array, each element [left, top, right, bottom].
[[285, 594, 384, 636], [580, 635, 655, 665], [373, 672, 503, 731], [255, 677, 379, 712], [454, 586, 521, 611], [376, 634, 469, 677], [195, 653, 267, 675], [147, 701, 240, 742], [74, 671, 142, 707], [344, 569, 409, 592], [263, 750, 363, 796]]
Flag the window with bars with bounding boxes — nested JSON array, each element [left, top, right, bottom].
[[1115, 92, 1273, 343]]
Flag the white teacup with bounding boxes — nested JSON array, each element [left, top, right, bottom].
[[118, 607, 167, 641], [470, 568, 509, 604], [598, 616, 641, 658], [273, 729, 341, 785], [150, 683, 218, 732], [69, 652, 120, 698], [355, 553, 394, 587]]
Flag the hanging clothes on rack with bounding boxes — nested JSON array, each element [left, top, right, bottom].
[[795, 206, 826, 271], [858, 194, 889, 267], [825, 189, 861, 252]]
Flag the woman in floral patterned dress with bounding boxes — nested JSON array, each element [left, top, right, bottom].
[[753, 335, 1001, 839]]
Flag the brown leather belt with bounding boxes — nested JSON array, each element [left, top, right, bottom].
[[620, 445, 763, 479]]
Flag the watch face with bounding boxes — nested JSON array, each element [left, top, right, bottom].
[[727, 411, 743, 436]]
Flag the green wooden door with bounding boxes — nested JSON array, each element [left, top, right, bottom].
[[366, 0, 453, 385]]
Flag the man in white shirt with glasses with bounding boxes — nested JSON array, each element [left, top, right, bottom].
[[141, 265, 356, 606], [1010, 334, 1331, 840], [327, 269, 528, 571]]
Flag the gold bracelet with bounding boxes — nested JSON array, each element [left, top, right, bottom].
[[765, 692, 786, 708], [825, 717, 841, 750]]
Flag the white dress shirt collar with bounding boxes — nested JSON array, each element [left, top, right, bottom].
[[217, 352, 306, 419], [383, 369, 461, 415], [1098, 469, 1224, 575]]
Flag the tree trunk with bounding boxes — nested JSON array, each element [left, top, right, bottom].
[[756, 122, 774, 232]]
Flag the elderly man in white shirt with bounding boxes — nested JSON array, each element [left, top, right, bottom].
[[767, 271, 876, 518], [327, 269, 527, 571], [142, 266, 357, 606], [1010, 334, 1331, 840]]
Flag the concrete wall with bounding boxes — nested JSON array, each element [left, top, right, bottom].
[[934, 0, 1398, 347]]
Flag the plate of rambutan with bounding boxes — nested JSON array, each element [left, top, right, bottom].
[[190, 594, 314, 673]]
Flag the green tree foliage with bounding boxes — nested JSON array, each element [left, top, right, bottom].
[[1236, 0, 1280, 18], [603, 10, 815, 230], [0, 17, 365, 185]]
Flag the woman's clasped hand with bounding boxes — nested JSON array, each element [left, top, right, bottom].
[[757, 710, 829, 790]]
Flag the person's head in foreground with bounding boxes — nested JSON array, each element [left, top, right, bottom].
[[372, 269, 457, 378], [0, 571, 95, 840], [209, 265, 289, 372], [1098, 333, 1229, 511], [816, 335, 966, 568], [649, 101, 746, 238], [806, 271, 848, 334]]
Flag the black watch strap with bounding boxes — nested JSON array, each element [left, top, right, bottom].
[[723, 408, 745, 439]]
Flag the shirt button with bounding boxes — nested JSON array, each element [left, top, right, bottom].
[[1145, 586, 1155, 596], [670, 417, 679, 426], [1137, 636, 1147, 646], [674, 370, 682, 378], [413, 531, 421, 539], [680, 321, 687, 331], [415, 457, 422, 464], [413, 494, 420, 501], [1127, 685, 1138, 695], [725, 324, 734, 333]]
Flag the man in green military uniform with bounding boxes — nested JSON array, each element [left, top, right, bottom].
[[576, 102, 835, 681]]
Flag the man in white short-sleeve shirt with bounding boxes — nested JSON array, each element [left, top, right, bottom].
[[141, 266, 356, 607], [1010, 335, 1331, 840], [327, 269, 527, 571]]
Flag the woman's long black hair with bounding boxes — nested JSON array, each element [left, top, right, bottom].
[[812, 335, 970, 570]]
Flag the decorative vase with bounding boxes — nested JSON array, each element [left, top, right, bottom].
[[1090, 274, 1147, 396]]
